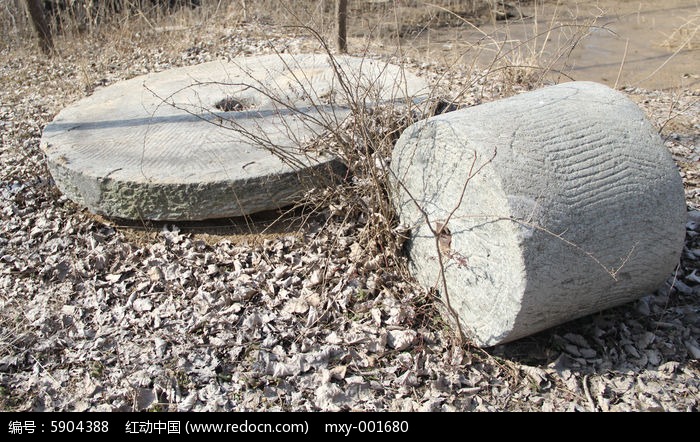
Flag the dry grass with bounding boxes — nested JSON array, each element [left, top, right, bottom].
[[2, 0, 614, 108], [661, 10, 700, 51]]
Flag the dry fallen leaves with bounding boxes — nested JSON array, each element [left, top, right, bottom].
[[1, 26, 699, 412]]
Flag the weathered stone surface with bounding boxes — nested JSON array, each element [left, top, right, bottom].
[[390, 81, 687, 347], [41, 54, 429, 220]]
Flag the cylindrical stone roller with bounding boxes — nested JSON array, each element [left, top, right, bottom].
[[390, 81, 687, 346]]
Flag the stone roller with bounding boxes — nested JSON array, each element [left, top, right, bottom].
[[390, 81, 687, 346]]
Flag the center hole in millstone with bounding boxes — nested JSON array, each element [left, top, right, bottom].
[[215, 96, 252, 112]]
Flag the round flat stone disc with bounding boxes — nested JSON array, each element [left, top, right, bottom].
[[41, 54, 429, 220]]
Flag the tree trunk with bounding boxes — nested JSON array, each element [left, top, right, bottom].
[[335, 0, 347, 53], [24, 0, 53, 55], [241, 0, 248, 22]]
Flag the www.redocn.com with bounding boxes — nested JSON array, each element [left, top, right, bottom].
[[186, 421, 308, 434]]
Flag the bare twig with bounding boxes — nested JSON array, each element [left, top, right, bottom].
[[614, 38, 629, 89], [583, 374, 597, 412]]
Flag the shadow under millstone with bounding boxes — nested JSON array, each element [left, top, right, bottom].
[[89, 205, 322, 244]]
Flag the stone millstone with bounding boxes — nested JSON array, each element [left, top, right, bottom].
[[390, 81, 687, 347], [41, 54, 429, 220]]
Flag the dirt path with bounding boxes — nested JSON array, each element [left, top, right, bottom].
[[388, 0, 699, 90], [555, 0, 698, 90]]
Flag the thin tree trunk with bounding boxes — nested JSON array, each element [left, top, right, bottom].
[[24, 0, 53, 55], [241, 0, 248, 22], [336, 0, 347, 53]]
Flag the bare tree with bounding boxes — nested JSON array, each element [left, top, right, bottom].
[[336, 0, 347, 53], [24, 0, 53, 55]]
